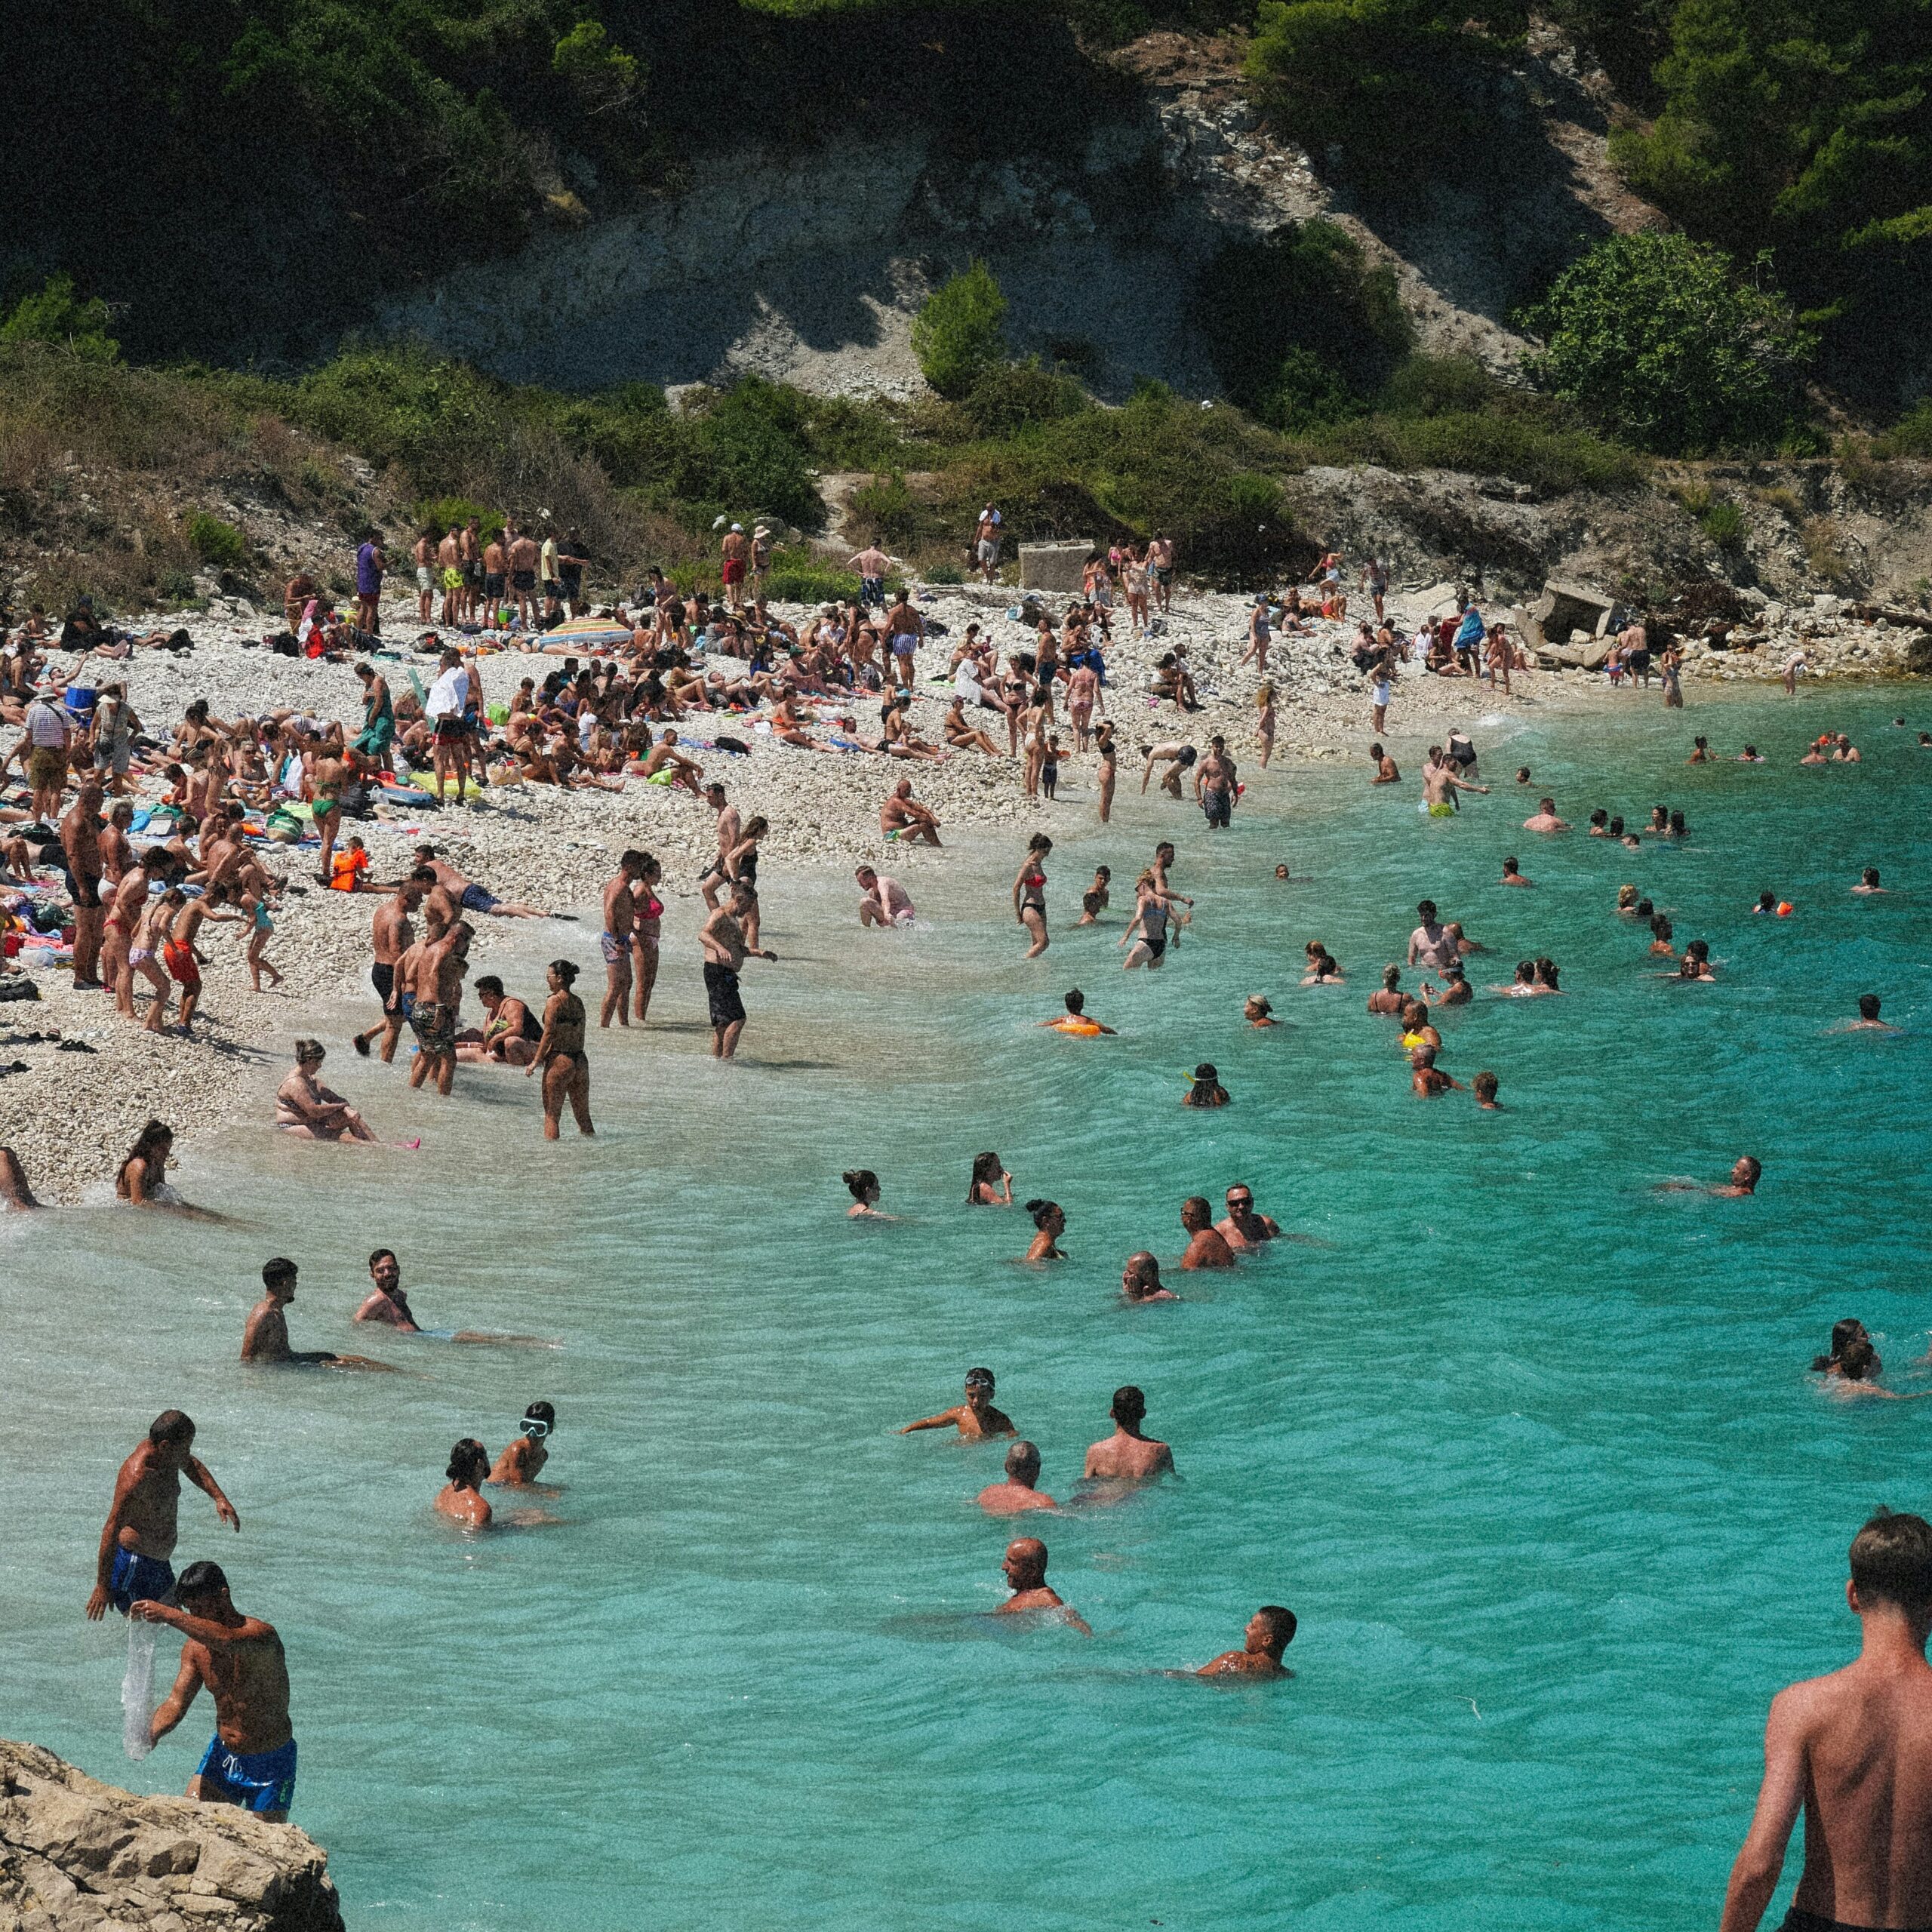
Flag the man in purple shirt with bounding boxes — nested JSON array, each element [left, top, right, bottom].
[[355, 534, 387, 637]]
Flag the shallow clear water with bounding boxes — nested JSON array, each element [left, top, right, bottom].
[[8, 685, 1932, 1930]]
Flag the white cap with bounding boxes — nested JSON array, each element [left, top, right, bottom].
[[731, 524, 743, 533]]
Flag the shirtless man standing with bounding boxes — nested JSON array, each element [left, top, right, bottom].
[[1217, 1185, 1281, 1251], [353, 870, 429, 1061], [1195, 737, 1238, 832], [408, 920, 471, 1096], [134, 1562, 298, 1822], [507, 523, 540, 630], [601, 851, 644, 1027], [103, 849, 154, 1017], [995, 1538, 1091, 1633], [1180, 1196, 1237, 1269], [1721, 1510, 1932, 1932], [703, 783, 741, 881], [881, 780, 941, 846], [1083, 1386, 1174, 1484], [698, 881, 774, 1060], [61, 779, 106, 987], [1198, 1605, 1297, 1678], [241, 1259, 388, 1368], [977, 1441, 1058, 1516], [900, 1367, 1015, 1439], [1420, 747, 1488, 817], [1407, 900, 1455, 972], [86, 1412, 239, 1620]]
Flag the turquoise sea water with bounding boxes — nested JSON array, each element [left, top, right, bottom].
[[8, 685, 1932, 1930]]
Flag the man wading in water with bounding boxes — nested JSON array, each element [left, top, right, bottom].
[[1722, 1509, 1932, 1932], [85, 1412, 240, 1620]]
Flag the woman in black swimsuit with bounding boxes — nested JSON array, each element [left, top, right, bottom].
[[1013, 833, 1051, 959], [724, 817, 767, 951], [528, 959, 593, 1139]]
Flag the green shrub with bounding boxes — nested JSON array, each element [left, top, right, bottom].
[[912, 261, 1008, 400], [156, 569, 199, 606], [1260, 348, 1357, 432], [1, 275, 119, 361], [763, 546, 862, 605], [414, 497, 503, 543], [1521, 233, 1814, 455], [1377, 354, 1498, 417], [185, 511, 245, 567], [962, 360, 1090, 438], [848, 472, 946, 548], [924, 563, 964, 585], [1872, 401, 1932, 460], [1700, 500, 1746, 549], [552, 20, 642, 110], [1290, 408, 1642, 492]]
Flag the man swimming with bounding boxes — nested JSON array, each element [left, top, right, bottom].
[[1083, 1386, 1175, 1484], [353, 1248, 554, 1346], [87, 1412, 239, 1621], [977, 1441, 1058, 1515], [1121, 1251, 1178, 1303], [995, 1537, 1091, 1634], [133, 1561, 297, 1822], [1216, 1186, 1281, 1251], [1197, 1605, 1297, 1678], [241, 1258, 390, 1369], [1039, 989, 1116, 1035], [1180, 1196, 1236, 1269], [1521, 796, 1570, 832], [1407, 902, 1454, 971], [1663, 1157, 1762, 1198], [900, 1367, 1015, 1439], [1837, 993, 1900, 1034], [1853, 867, 1890, 895], [1721, 1511, 1932, 1930]]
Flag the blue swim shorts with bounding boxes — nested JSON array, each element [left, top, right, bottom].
[[195, 1734, 297, 1816], [459, 883, 500, 915], [109, 1548, 174, 1615]]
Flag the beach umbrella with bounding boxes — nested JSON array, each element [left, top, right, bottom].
[[542, 619, 634, 653]]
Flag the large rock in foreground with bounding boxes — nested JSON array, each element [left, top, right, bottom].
[[0, 1741, 343, 1932]]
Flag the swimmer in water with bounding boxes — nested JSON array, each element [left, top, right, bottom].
[[352, 1249, 555, 1346], [1370, 744, 1400, 785], [1832, 994, 1900, 1035], [1083, 1385, 1175, 1483], [1073, 867, 1112, 927], [900, 1367, 1015, 1439], [1023, 1199, 1066, 1260], [1675, 940, 1716, 980], [1367, 965, 1404, 1015], [1826, 1338, 1930, 1399], [1198, 1604, 1297, 1678], [488, 1403, 555, 1484], [1180, 1195, 1236, 1269], [1515, 768, 1532, 786], [1183, 1063, 1230, 1108], [1739, 744, 1764, 761], [1473, 1069, 1500, 1109], [241, 1260, 392, 1370], [437, 1440, 493, 1527], [1853, 867, 1889, 895], [1522, 797, 1570, 832], [1217, 1185, 1280, 1251], [966, 1152, 1014, 1206], [1244, 996, 1281, 1027], [994, 1538, 1091, 1633], [1302, 943, 1343, 985], [1648, 915, 1675, 959], [1500, 856, 1532, 888], [977, 1441, 1058, 1516], [1423, 961, 1473, 1005], [1039, 989, 1115, 1035], [1662, 1156, 1761, 1198], [1811, 1319, 1870, 1376], [1616, 884, 1640, 914], [1121, 1251, 1178, 1303], [85, 1411, 240, 1623], [843, 1168, 893, 1218], [1410, 1045, 1463, 1096], [1493, 960, 1537, 997], [1752, 891, 1778, 915]]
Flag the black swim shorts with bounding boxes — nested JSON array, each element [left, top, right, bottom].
[[371, 961, 395, 1005], [703, 960, 745, 1028]]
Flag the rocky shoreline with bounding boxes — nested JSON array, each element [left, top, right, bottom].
[[1, 575, 1912, 1204]]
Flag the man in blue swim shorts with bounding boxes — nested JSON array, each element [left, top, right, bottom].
[[134, 1561, 298, 1822], [87, 1411, 239, 1622]]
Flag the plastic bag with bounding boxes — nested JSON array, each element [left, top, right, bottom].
[[122, 1619, 156, 1760]]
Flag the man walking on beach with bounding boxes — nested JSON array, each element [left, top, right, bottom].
[[1721, 1509, 1932, 1931], [134, 1562, 298, 1822], [354, 531, 386, 636], [62, 779, 106, 987], [86, 1412, 239, 1620]]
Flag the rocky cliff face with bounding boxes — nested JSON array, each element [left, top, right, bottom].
[[378, 27, 1663, 403], [0, 1743, 343, 1932]]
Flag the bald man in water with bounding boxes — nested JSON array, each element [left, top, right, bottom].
[[1121, 1251, 1177, 1303], [977, 1441, 1057, 1515], [995, 1538, 1091, 1634], [1721, 1510, 1932, 1932]]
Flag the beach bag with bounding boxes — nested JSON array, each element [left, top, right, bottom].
[[0, 978, 40, 1002], [713, 734, 751, 755]]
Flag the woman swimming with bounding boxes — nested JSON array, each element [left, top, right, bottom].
[[844, 1169, 892, 1219], [968, 1152, 1014, 1207], [437, 1439, 494, 1528], [1023, 1199, 1066, 1261], [1183, 1063, 1229, 1109]]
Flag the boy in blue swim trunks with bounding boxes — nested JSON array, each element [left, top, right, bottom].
[[87, 1411, 239, 1622], [134, 1561, 297, 1822]]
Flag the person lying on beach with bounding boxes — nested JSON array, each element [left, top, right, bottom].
[[977, 1441, 1058, 1516], [353, 1249, 555, 1346], [488, 1404, 556, 1484], [995, 1537, 1091, 1634], [1122, 1251, 1178, 1303], [412, 845, 549, 919], [241, 1260, 392, 1369], [1198, 1605, 1297, 1678], [1217, 1186, 1279, 1251], [1180, 1196, 1236, 1269], [1040, 989, 1115, 1035], [275, 1041, 377, 1141], [900, 1367, 1015, 1439]]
